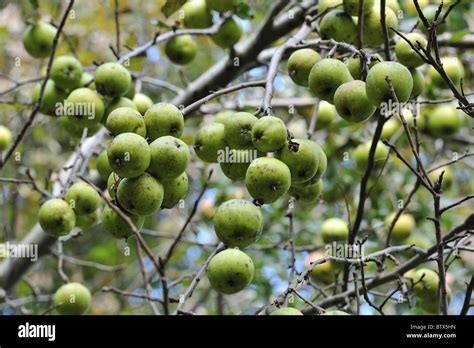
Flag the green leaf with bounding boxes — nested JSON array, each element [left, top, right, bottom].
[[161, 0, 186, 18]]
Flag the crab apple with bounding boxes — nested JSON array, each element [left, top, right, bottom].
[[33, 79, 69, 116], [60, 116, 101, 139], [289, 179, 323, 204], [354, 141, 389, 171], [161, 172, 189, 209], [213, 199, 263, 248], [38, 199, 76, 237], [220, 148, 261, 181], [316, 101, 337, 129], [365, 61, 413, 107], [410, 68, 425, 98], [0, 125, 12, 151], [404, 0, 429, 14], [106, 107, 146, 137], [362, 6, 398, 47], [343, 0, 375, 15], [148, 136, 190, 180], [144, 102, 184, 140], [245, 157, 291, 204], [214, 110, 235, 124], [65, 182, 101, 216], [75, 209, 100, 230], [101, 205, 145, 239], [271, 308, 303, 316], [224, 112, 259, 149], [95, 62, 132, 98], [426, 104, 461, 137], [80, 72, 95, 89], [117, 173, 164, 216], [54, 282, 91, 315], [206, 0, 239, 12], [107, 172, 122, 199], [308, 58, 353, 103], [311, 143, 327, 182], [334, 80, 376, 123], [412, 268, 439, 300], [319, 0, 340, 12], [420, 5, 447, 34], [165, 35, 198, 65], [321, 217, 349, 243], [395, 33, 427, 68], [287, 49, 321, 87], [275, 139, 319, 184], [429, 166, 454, 190], [133, 93, 153, 115], [319, 10, 357, 44], [307, 251, 337, 284], [385, 212, 415, 242], [22, 23, 57, 58], [96, 150, 113, 181], [103, 97, 137, 124], [212, 18, 242, 48], [374, 0, 400, 13], [346, 55, 380, 80], [251, 116, 287, 153], [181, 0, 212, 28], [428, 57, 465, 88], [107, 132, 151, 178], [65, 88, 105, 127], [125, 79, 135, 100], [194, 122, 227, 163], [207, 248, 254, 294], [51, 56, 83, 90]]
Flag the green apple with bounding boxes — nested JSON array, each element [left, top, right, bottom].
[[410, 68, 425, 98], [307, 251, 337, 284], [65, 88, 105, 127], [251, 116, 287, 153], [75, 210, 100, 230], [271, 307, 303, 315], [308, 58, 353, 103], [224, 112, 258, 149], [429, 166, 454, 190], [426, 104, 461, 137], [289, 179, 323, 204], [381, 117, 400, 138], [362, 6, 398, 47], [33, 79, 69, 116], [374, 0, 400, 13], [320, 10, 357, 44], [334, 80, 376, 123], [319, 0, 341, 12], [395, 33, 427, 68], [316, 101, 337, 128], [181, 0, 212, 28], [106, 107, 146, 137], [107, 132, 151, 178], [65, 182, 101, 216], [275, 139, 319, 184], [428, 57, 464, 89], [420, 5, 447, 34], [101, 204, 144, 239], [103, 97, 137, 124], [194, 122, 227, 163], [60, 116, 101, 139], [343, 0, 375, 15], [165, 35, 198, 65], [354, 141, 389, 170], [132, 93, 153, 115], [404, 0, 429, 14], [346, 54, 381, 80], [95, 62, 132, 98], [54, 282, 91, 315], [214, 110, 235, 124], [220, 148, 261, 181], [148, 136, 190, 180], [0, 125, 12, 151], [38, 199, 76, 237], [287, 49, 321, 87], [206, 0, 239, 12], [51, 56, 83, 90], [144, 102, 184, 140], [312, 143, 327, 181], [385, 212, 415, 242], [212, 18, 242, 48], [80, 72, 95, 89], [321, 217, 349, 243], [207, 248, 254, 294], [161, 172, 189, 209], [107, 172, 121, 199], [117, 173, 164, 216], [22, 23, 57, 58], [96, 150, 113, 181]]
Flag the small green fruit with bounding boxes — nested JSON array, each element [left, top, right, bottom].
[[95, 62, 132, 98], [319, 0, 340, 12], [60, 116, 101, 139], [96, 150, 113, 181], [22, 23, 57, 58], [107, 172, 122, 199], [144, 102, 184, 140], [220, 148, 260, 181], [206, 0, 239, 12], [334, 80, 376, 123], [133, 93, 153, 115], [207, 248, 254, 294], [420, 5, 447, 34], [75, 210, 100, 230], [38, 199, 76, 237], [410, 68, 425, 98], [426, 104, 461, 137], [117, 173, 164, 216], [33, 79, 69, 116], [224, 112, 259, 149], [65, 88, 105, 127], [428, 57, 464, 89], [103, 97, 137, 124], [213, 199, 263, 248], [275, 139, 319, 184], [65, 182, 101, 216], [287, 49, 321, 87], [165, 35, 198, 65], [212, 18, 242, 48], [251, 116, 287, 153], [107, 132, 151, 178], [194, 122, 227, 163], [245, 157, 291, 204], [395, 33, 427, 68], [312, 143, 327, 182], [343, 0, 375, 15], [106, 107, 146, 137], [101, 204, 144, 239], [385, 212, 414, 242], [354, 141, 389, 170], [51, 56, 83, 90], [308, 58, 353, 103], [320, 10, 357, 44], [289, 179, 323, 204], [362, 6, 398, 47], [125, 79, 135, 99], [54, 282, 91, 315], [316, 101, 337, 128], [321, 217, 349, 243], [346, 55, 380, 80], [148, 136, 190, 180], [181, 0, 212, 28], [374, 0, 400, 13], [271, 308, 303, 316], [429, 166, 454, 190], [80, 72, 95, 89], [214, 110, 235, 124], [161, 172, 189, 209], [0, 125, 12, 151]]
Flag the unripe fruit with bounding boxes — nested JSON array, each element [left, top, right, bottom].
[[144, 103, 184, 140], [251, 116, 287, 153], [206, 0, 239, 12], [65, 88, 105, 127], [374, 0, 400, 13], [107, 133, 151, 178], [385, 212, 414, 242], [148, 136, 190, 180], [102, 204, 145, 239], [429, 166, 453, 190], [404, 0, 428, 14], [289, 179, 323, 204], [428, 57, 464, 88], [207, 248, 254, 294], [96, 150, 113, 181], [312, 143, 327, 182], [213, 199, 263, 248], [365, 61, 413, 107], [214, 110, 235, 124], [212, 18, 242, 48], [0, 125, 12, 151], [320, 10, 357, 45], [271, 308, 303, 315], [60, 116, 101, 139], [65, 182, 101, 216], [354, 141, 389, 170], [316, 101, 337, 128], [420, 5, 447, 34], [181, 0, 212, 28], [95, 62, 132, 98], [334, 80, 376, 123], [38, 199, 76, 237], [133, 93, 153, 115], [161, 172, 189, 209], [380, 118, 400, 139], [107, 172, 122, 199], [81, 72, 95, 89], [33, 79, 69, 116], [307, 251, 336, 284], [165, 35, 198, 65], [319, 0, 340, 12], [54, 282, 91, 315], [194, 122, 227, 163], [106, 107, 146, 137], [426, 105, 461, 137], [362, 6, 398, 47], [410, 68, 425, 98], [103, 97, 137, 124], [125, 80, 135, 99], [245, 157, 291, 204], [220, 148, 260, 181], [51, 56, 83, 90], [395, 33, 427, 68], [75, 210, 100, 230], [413, 268, 438, 299], [308, 58, 353, 103], [22, 23, 57, 58], [343, 0, 375, 15], [276, 139, 319, 184], [117, 173, 164, 216], [321, 217, 349, 243], [346, 55, 380, 80], [287, 49, 321, 87], [224, 112, 259, 149]]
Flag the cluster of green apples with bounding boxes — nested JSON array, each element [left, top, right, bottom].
[[164, 0, 243, 65]]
